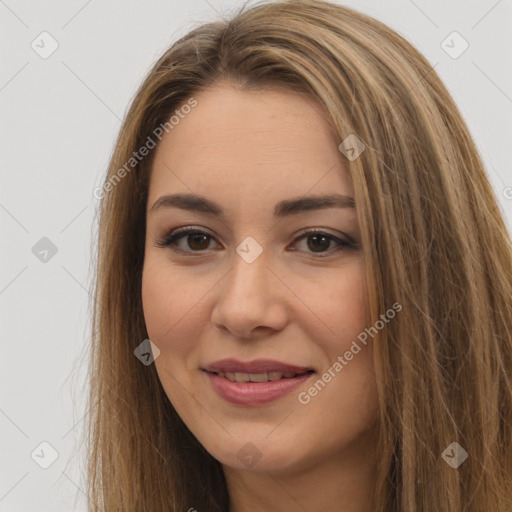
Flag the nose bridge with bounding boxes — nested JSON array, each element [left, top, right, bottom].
[[225, 247, 270, 302], [211, 244, 288, 337]]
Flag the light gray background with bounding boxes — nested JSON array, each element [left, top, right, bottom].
[[1, 0, 511, 510]]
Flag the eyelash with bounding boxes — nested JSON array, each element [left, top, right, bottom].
[[154, 226, 355, 258]]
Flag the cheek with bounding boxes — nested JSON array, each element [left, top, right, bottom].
[[312, 267, 378, 423], [141, 264, 172, 343], [141, 262, 204, 408], [141, 259, 218, 388], [299, 263, 370, 353], [142, 259, 201, 343], [142, 262, 191, 362]]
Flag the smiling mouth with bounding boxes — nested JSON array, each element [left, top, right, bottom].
[[206, 369, 315, 383]]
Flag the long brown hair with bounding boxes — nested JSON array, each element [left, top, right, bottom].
[[85, 1, 512, 509]]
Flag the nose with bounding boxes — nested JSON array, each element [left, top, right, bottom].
[[210, 251, 289, 339]]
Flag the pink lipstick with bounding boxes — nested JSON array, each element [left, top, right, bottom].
[[202, 358, 315, 405]]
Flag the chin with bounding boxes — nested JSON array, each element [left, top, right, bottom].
[[203, 432, 308, 474]]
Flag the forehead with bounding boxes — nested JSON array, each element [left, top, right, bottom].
[[149, 82, 353, 207]]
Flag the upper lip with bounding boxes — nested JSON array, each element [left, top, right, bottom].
[[202, 358, 314, 374]]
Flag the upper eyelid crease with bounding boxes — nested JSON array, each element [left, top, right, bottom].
[[149, 192, 356, 218]]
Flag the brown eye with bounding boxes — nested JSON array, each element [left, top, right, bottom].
[[306, 234, 332, 252], [155, 228, 220, 253], [155, 227, 355, 257], [185, 233, 211, 251], [290, 230, 353, 257]]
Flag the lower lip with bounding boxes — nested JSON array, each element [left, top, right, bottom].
[[204, 371, 314, 405]]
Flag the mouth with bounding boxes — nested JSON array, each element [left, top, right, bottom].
[[205, 369, 315, 383], [201, 359, 316, 405], [201, 358, 315, 380]]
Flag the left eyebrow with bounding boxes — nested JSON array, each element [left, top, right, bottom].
[[149, 192, 355, 217], [274, 194, 355, 216]]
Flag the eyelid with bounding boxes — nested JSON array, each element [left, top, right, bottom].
[[154, 225, 220, 251], [154, 225, 356, 255], [293, 226, 356, 245], [289, 229, 355, 257]]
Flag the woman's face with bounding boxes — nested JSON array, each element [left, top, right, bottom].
[[142, 82, 379, 474]]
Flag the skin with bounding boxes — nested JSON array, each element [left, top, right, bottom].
[[142, 81, 380, 512]]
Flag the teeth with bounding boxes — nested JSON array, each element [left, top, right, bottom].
[[214, 370, 304, 382], [249, 373, 269, 382], [235, 372, 250, 382]]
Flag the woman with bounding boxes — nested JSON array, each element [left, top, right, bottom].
[[86, 0, 512, 510]]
